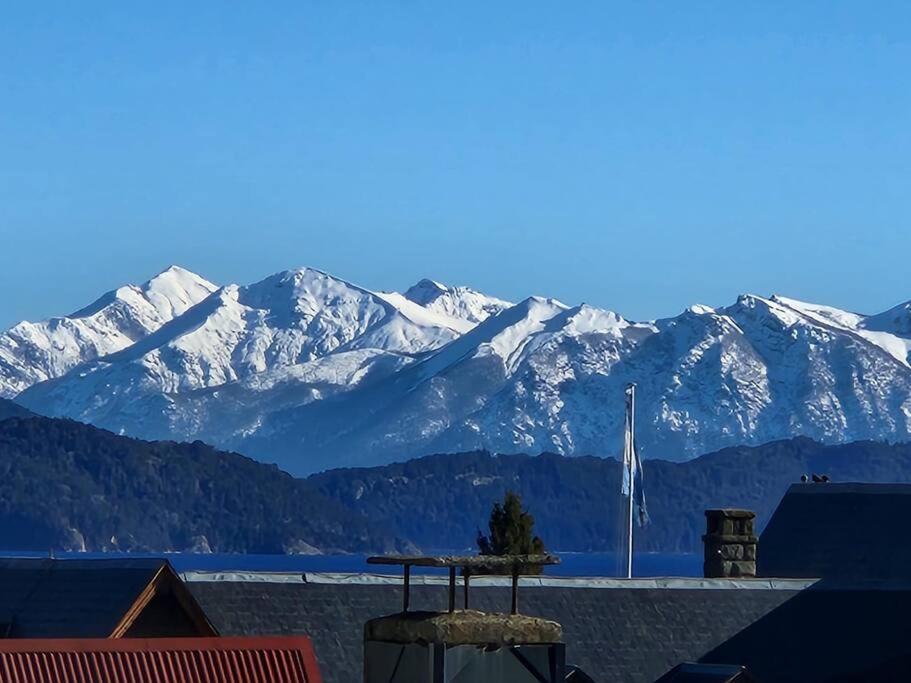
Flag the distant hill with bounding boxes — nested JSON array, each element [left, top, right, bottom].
[[6, 412, 911, 557], [0, 398, 32, 421], [0, 416, 406, 554], [310, 439, 911, 553]]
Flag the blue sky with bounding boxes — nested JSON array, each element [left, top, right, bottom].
[[1, 2, 910, 330]]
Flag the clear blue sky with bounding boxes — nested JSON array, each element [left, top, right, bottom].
[[2, 2, 910, 330]]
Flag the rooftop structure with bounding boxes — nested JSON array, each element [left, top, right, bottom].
[[366, 554, 560, 613], [363, 554, 565, 683], [0, 636, 321, 682], [186, 480, 911, 683], [6, 483, 909, 681], [0, 558, 214, 638], [186, 573, 830, 683], [759, 483, 911, 580]]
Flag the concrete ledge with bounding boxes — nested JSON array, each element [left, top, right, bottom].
[[181, 571, 820, 590]]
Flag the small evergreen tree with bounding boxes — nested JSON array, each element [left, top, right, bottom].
[[477, 490, 545, 559]]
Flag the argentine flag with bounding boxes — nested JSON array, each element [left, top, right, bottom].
[[621, 384, 650, 527]]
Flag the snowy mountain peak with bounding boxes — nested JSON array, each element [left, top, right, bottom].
[[865, 300, 911, 337], [70, 266, 216, 320], [241, 266, 377, 314], [727, 293, 803, 327], [688, 304, 716, 315], [141, 265, 218, 319], [398, 278, 512, 326], [769, 295, 865, 330], [17, 266, 469, 407], [0, 267, 217, 398], [558, 304, 639, 337], [152, 264, 203, 280], [403, 278, 449, 305]]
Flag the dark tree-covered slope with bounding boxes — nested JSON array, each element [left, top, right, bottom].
[[5, 410, 911, 556], [0, 416, 406, 554], [310, 439, 911, 553], [0, 398, 32, 421]]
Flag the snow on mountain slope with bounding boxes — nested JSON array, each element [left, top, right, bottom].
[[16, 268, 463, 440], [863, 299, 911, 340], [13, 266, 911, 475], [403, 279, 512, 324], [412, 296, 570, 380], [372, 291, 475, 334], [239, 292, 911, 474], [0, 266, 216, 398], [771, 295, 911, 367], [241, 300, 659, 472]]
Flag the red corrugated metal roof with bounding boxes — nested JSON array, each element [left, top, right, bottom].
[[0, 636, 322, 683]]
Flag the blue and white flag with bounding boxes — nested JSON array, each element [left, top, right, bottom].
[[621, 385, 650, 527]]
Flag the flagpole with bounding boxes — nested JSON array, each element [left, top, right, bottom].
[[627, 383, 635, 579]]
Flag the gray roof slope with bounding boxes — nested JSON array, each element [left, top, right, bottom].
[[703, 582, 911, 683], [759, 483, 911, 580], [0, 557, 166, 637], [187, 580, 799, 683]]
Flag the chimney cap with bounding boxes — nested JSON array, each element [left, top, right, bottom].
[[705, 508, 756, 519]]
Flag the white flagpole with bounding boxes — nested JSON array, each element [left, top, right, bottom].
[[626, 383, 636, 579]]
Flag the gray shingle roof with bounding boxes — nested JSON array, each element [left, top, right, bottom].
[[0, 557, 167, 637], [187, 578, 833, 683], [759, 483, 911, 580]]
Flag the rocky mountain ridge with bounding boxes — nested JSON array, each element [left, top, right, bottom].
[[7, 265, 911, 474]]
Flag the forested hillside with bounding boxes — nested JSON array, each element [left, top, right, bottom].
[[311, 439, 911, 553], [4, 411, 911, 556], [0, 416, 406, 554], [0, 398, 32, 421]]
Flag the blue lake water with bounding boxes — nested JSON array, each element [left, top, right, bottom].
[[1, 551, 701, 577]]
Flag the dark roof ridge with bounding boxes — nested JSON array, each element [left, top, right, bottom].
[[785, 482, 911, 495]]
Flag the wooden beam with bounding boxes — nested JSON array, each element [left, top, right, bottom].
[[448, 567, 456, 613], [109, 565, 165, 638], [511, 568, 519, 615], [403, 564, 411, 613]]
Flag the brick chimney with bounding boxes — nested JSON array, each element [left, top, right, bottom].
[[703, 509, 757, 578]]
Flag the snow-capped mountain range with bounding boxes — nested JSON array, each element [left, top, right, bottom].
[[7, 266, 911, 474], [0, 267, 217, 398]]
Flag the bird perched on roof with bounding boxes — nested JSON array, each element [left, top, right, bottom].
[[812, 474, 823, 483], [800, 474, 808, 483], [821, 474, 830, 482]]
